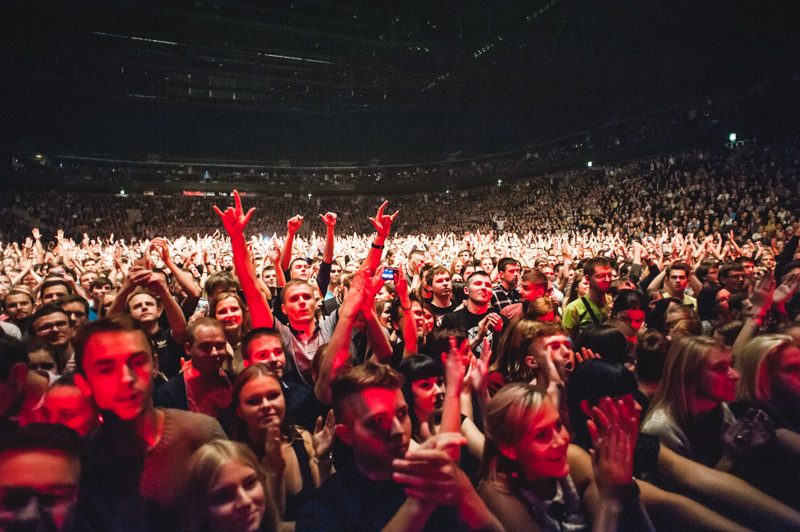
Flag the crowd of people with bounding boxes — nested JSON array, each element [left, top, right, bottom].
[[1, 143, 800, 531]]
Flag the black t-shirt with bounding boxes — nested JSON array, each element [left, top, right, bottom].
[[429, 301, 456, 327], [296, 465, 464, 532], [438, 307, 508, 359], [150, 328, 184, 379]]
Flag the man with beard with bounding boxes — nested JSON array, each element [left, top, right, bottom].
[[4, 288, 35, 335]]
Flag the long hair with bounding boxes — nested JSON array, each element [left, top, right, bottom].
[[182, 440, 278, 532], [210, 291, 252, 335], [734, 334, 793, 406], [229, 365, 300, 457], [644, 335, 726, 430], [481, 383, 547, 480]]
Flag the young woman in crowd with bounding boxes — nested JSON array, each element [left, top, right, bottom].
[[209, 290, 251, 373], [566, 359, 800, 529], [478, 383, 653, 531], [229, 365, 333, 521], [641, 336, 739, 468], [182, 440, 279, 532], [731, 334, 800, 509]]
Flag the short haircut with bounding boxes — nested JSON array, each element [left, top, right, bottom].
[[666, 261, 691, 276], [186, 317, 225, 345], [521, 269, 547, 286], [289, 257, 311, 268], [718, 262, 744, 280], [59, 294, 90, 315], [331, 361, 404, 422], [280, 280, 314, 304], [91, 276, 114, 290], [40, 278, 71, 298], [28, 304, 69, 336], [0, 333, 28, 379], [73, 315, 149, 375], [242, 327, 283, 360], [465, 270, 491, 286], [0, 423, 82, 459], [431, 266, 450, 279], [4, 288, 34, 305], [125, 287, 161, 311], [583, 257, 612, 277], [497, 257, 520, 273]]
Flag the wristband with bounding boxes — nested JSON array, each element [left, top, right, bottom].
[[371, 242, 384, 250], [313, 451, 333, 464], [401, 305, 411, 311]]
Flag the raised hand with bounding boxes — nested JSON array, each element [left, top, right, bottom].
[[212, 190, 255, 237], [31, 228, 41, 240], [750, 271, 775, 317], [586, 396, 640, 497], [369, 200, 399, 239], [319, 212, 337, 228], [151, 237, 171, 263], [312, 410, 336, 459], [287, 214, 304, 234], [264, 421, 286, 478], [774, 270, 800, 306]]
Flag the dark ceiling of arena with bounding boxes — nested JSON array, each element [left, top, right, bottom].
[[4, 0, 799, 163]]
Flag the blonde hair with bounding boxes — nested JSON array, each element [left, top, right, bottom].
[[645, 335, 726, 429], [182, 439, 278, 532], [734, 334, 793, 405], [481, 383, 548, 478]]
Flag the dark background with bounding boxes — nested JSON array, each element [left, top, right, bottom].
[[3, 0, 799, 163]]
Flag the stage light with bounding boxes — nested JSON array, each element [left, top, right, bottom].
[[729, 132, 737, 142], [587, 161, 593, 168]]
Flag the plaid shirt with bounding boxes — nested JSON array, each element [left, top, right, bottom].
[[491, 284, 520, 313]]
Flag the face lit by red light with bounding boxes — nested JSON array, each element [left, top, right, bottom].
[[501, 400, 570, 480]]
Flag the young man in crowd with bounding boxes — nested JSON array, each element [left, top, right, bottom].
[[427, 266, 455, 324], [73, 315, 226, 531], [0, 423, 85, 532], [40, 278, 72, 306], [4, 288, 35, 334], [562, 257, 613, 336], [59, 294, 90, 332], [661, 261, 697, 309], [0, 334, 54, 427], [29, 304, 75, 372], [154, 317, 232, 418], [490, 257, 521, 312], [439, 271, 506, 356], [297, 362, 502, 531], [107, 265, 187, 379]]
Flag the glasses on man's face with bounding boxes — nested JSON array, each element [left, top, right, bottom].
[[35, 320, 69, 334]]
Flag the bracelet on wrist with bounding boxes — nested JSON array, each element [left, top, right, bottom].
[[371, 242, 384, 250], [313, 451, 333, 464]]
